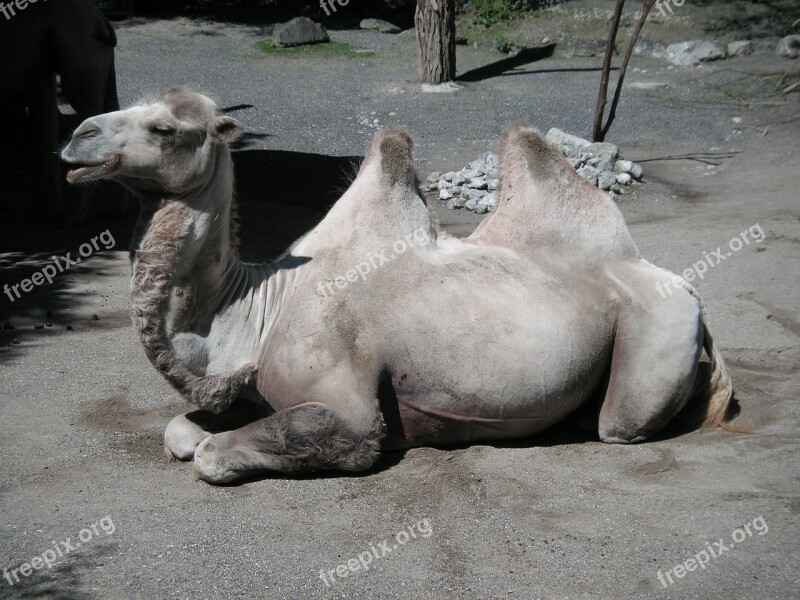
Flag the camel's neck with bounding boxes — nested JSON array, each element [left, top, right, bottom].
[[129, 147, 279, 388]]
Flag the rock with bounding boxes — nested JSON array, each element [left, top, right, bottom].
[[486, 178, 499, 191], [421, 82, 461, 93], [443, 171, 456, 182], [567, 157, 583, 169], [585, 142, 619, 171], [586, 156, 603, 168], [633, 39, 666, 58], [664, 41, 725, 66], [448, 185, 463, 196], [464, 198, 479, 211], [426, 171, 441, 183], [439, 188, 454, 200], [462, 155, 490, 178], [610, 184, 622, 193], [446, 197, 465, 210], [727, 40, 753, 57], [473, 201, 489, 214], [577, 165, 600, 186], [546, 128, 591, 154], [483, 193, 497, 208], [616, 172, 632, 185], [614, 160, 634, 174], [419, 184, 430, 192], [777, 35, 800, 59], [272, 17, 329, 47], [467, 177, 488, 190], [451, 172, 467, 186], [463, 188, 487, 201], [629, 163, 644, 180], [360, 18, 401, 34], [598, 171, 617, 191]]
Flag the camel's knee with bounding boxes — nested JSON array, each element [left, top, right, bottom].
[[164, 413, 212, 461], [598, 421, 648, 444]]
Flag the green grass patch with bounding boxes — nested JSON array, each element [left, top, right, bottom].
[[255, 39, 374, 58]]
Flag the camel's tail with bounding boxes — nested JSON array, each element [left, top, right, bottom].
[[699, 320, 735, 430]]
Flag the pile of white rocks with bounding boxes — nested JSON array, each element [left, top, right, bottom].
[[424, 128, 643, 213], [544, 128, 643, 192], [423, 153, 499, 214]]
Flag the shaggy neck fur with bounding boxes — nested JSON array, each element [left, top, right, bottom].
[[130, 145, 271, 412]]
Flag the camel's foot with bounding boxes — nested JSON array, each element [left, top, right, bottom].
[[164, 399, 270, 461], [192, 403, 384, 484]]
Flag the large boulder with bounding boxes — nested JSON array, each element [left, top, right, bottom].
[[664, 40, 725, 66], [776, 35, 800, 59], [272, 17, 329, 48], [360, 18, 401, 33]]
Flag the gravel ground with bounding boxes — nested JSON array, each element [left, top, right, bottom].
[[1, 13, 798, 600]]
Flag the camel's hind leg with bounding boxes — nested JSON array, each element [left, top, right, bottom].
[[192, 403, 385, 484], [597, 261, 704, 443], [164, 399, 271, 461]]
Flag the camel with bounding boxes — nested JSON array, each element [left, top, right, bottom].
[[0, 0, 118, 216], [62, 89, 734, 484]]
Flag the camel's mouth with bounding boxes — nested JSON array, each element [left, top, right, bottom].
[[65, 153, 120, 183]]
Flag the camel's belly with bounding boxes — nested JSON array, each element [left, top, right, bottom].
[[372, 254, 617, 448]]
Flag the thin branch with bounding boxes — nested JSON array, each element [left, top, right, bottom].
[[600, 0, 657, 141], [592, 0, 626, 142]]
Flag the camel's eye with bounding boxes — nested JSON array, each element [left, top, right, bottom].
[[150, 124, 176, 136]]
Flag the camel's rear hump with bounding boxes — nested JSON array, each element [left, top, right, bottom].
[[471, 124, 639, 266]]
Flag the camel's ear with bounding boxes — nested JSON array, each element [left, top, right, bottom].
[[210, 115, 243, 143]]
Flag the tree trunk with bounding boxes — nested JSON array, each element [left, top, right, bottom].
[[415, 0, 456, 84]]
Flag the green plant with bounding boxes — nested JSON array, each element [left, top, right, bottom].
[[472, 0, 515, 25], [470, 0, 555, 26]]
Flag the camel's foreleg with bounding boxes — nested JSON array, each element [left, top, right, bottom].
[[192, 403, 385, 484]]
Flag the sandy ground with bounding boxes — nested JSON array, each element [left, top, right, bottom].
[[1, 12, 799, 600]]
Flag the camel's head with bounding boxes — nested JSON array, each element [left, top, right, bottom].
[[62, 88, 243, 195]]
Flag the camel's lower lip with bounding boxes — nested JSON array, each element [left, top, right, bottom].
[[66, 154, 120, 183]]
